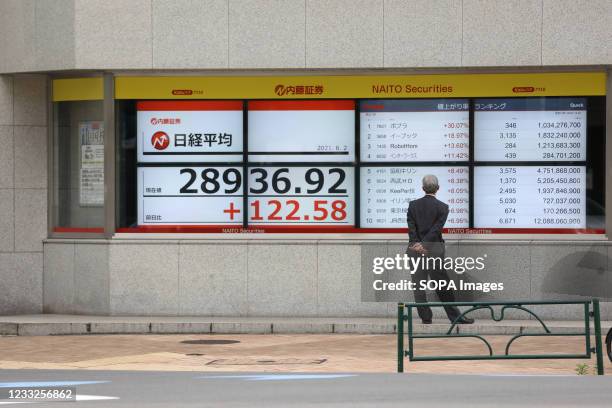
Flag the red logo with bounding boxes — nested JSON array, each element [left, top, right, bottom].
[[150, 117, 181, 125], [151, 131, 170, 150], [512, 86, 535, 93], [172, 89, 193, 95]]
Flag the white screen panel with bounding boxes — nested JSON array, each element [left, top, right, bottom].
[[137, 101, 243, 163], [248, 100, 355, 162], [137, 166, 243, 225]]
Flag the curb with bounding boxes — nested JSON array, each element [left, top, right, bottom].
[[0, 320, 594, 336]]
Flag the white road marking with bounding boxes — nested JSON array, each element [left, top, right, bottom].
[[199, 374, 358, 381], [0, 395, 119, 405]]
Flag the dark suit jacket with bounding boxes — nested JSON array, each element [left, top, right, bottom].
[[407, 195, 449, 254]]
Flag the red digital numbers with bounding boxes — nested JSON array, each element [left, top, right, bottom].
[[250, 199, 347, 222]]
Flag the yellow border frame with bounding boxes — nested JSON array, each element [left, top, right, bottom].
[[52, 78, 104, 102], [115, 72, 606, 100]]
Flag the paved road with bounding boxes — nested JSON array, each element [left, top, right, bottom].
[[0, 370, 610, 407]]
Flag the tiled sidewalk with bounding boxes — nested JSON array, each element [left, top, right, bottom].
[[0, 333, 609, 375]]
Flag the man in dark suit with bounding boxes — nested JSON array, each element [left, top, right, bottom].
[[407, 174, 474, 325]]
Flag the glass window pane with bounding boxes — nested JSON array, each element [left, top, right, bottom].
[[53, 100, 104, 232]]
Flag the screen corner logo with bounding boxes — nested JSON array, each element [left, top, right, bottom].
[[512, 86, 544, 93], [274, 85, 286, 96], [275, 84, 324, 96], [151, 131, 170, 150], [172, 89, 194, 96]]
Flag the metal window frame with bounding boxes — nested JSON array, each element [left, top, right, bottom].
[[47, 72, 112, 239], [606, 69, 611, 238], [44, 68, 609, 240]]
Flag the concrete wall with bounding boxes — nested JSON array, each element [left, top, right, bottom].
[[0, 74, 47, 314], [0, 0, 611, 73], [42, 239, 612, 320]]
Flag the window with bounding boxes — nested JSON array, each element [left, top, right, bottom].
[[52, 99, 105, 233], [115, 95, 605, 234]]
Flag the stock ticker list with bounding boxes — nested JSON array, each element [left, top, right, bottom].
[[360, 99, 469, 162], [474, 166, 586, 229], [473, 98, 588, 229], [474, 98, 587, 161], [360, 166, 470, 229], [359, 100, 469, 229]]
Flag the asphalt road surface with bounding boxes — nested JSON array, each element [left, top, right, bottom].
[[0, 370, 610, 407]]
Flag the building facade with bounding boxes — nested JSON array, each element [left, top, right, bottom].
[[0, 0, 611, 319]]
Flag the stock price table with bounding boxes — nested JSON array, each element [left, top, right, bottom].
[[360, 166, 469, 228], [474, 166, 586, 229], [475, 98, 586, 162], [360, 99, 469, 162]]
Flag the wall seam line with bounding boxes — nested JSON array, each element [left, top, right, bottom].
[[0, 250, 42, 254], [41, 244, 45, 313], [227, 0, 230, 68], [72, 0, 76, 69], [315, 241, 319, 315], [33, 2, 37, 71], [460, 0, 464, 67], [106, 243, 111, 314], [304, 0, 307, 68], [12, 75, 15, 252], [540, 0, 544, 66], [150, 0, 154, 69], [529, 239, 532, 320], [177, 242, 181, 315], [382, 0, 385, 68], [245, 240, 249, 317], [72, 242, 76, 313]]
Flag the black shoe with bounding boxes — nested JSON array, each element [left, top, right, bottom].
[[453, 317, 474, 324], [421, 319, 432, 324]]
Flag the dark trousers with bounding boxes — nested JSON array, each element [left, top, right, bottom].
[[410, 253, 461, 322]]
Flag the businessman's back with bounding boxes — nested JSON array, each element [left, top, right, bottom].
[[407, 195, 449, 244], [406, 174, 473, 325]]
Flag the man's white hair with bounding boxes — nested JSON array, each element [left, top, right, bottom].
[[422, 174, 439, 194]]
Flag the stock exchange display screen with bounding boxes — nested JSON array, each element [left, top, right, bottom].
[[474, 98, 587, 161], [130, 96, 604, 233], [136, 100, 356, 229]]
